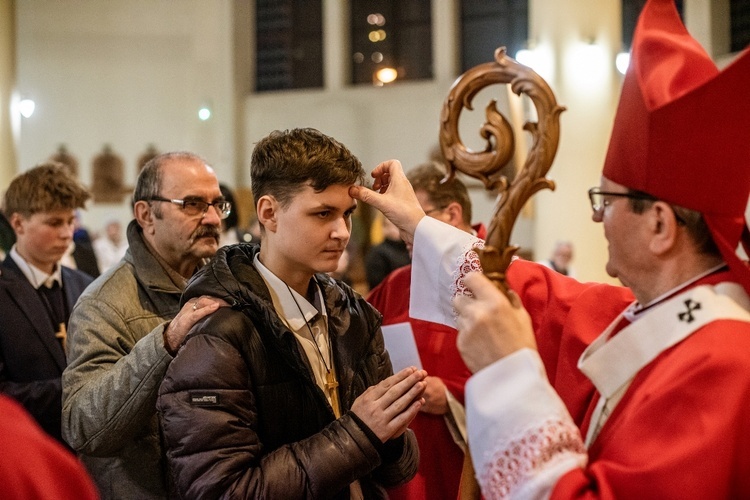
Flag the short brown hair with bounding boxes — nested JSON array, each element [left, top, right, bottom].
[[4, 162, 90, 217], [407, 162, 472, 225], [250, 128, 365, 208]]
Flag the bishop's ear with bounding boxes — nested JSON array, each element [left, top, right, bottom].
[[649, 201, 680, 255]]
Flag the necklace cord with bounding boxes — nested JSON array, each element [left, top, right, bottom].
[[285, 283, 333, 373], [284, 282, 342, 418]]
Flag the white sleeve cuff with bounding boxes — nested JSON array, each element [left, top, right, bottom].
[[409, 217, 481, 327], [466, 349, 587, 499]]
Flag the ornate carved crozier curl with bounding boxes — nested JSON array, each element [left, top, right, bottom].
[[440, 47, 565, 296]]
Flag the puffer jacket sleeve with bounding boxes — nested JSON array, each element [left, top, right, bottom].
[[157, 312, 389, 499]]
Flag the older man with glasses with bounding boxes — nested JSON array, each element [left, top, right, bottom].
[[62, 152, 227, 499]]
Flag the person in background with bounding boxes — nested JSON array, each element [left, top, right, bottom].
[[0, 394, 99, 499], [158, 128, 423, 499], [219, 183, 254, 247], [247, 213, 262, 241], [92, 219, 128, 273], [0, 163, 92, 445], [62, 211, 100, 278], [218, 183, 241, 247], [71, 213, 100, 278], [367, 162, 486, 500], [0, 211, 15, 260], [351, 0, 750, 496], [62, 152, 226, 499], [538, 240, 575, 277], [365, 215, 410, 289]]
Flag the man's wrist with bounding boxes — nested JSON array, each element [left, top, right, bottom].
[[162, 324, 178, 356]]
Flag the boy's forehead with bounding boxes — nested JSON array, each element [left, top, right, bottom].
[[292, 183, 357, 207]]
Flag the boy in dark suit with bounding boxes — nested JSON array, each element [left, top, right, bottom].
[[0, 162, 92, 444]]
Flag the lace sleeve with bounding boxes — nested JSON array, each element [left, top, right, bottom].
[[410, 217, 482, 327], [466, 349, 587, 499], [451, 241, 485, 301], [478, 417, 586, 499]]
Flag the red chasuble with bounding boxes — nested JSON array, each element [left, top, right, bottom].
[[506, 260, 633, 428]]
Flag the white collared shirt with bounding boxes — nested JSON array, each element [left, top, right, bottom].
[[253, 254, 335, 403], [10, 245, 63, 289]]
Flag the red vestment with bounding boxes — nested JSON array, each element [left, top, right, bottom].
[[0, 394, 99, 499], [410, 216, 750, 498], [506, 260, 633, 428]]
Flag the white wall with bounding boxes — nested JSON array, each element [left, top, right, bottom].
[[14, 0, 234, 235], [525, 0, 622, 283]]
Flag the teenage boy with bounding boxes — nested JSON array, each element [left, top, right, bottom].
[[0, 162, 92, 445], [158, 128, 424, 499]]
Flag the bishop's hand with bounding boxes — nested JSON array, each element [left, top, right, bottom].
[[454, 272, 536, 373], [348, 159, 425, 245]]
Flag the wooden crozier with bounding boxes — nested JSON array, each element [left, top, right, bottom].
[[439, 47, 565, 498]]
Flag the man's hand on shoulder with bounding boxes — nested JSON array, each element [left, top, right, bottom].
[[163, 296, 227, 355]]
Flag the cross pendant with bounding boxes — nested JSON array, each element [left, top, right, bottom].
[[326, 371, 341, 418], [55, 322, 67, 354]]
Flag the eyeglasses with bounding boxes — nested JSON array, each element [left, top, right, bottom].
[[147, 196, 232, 219], [587, 187, 655, 214], [587, 187, 686, 225]]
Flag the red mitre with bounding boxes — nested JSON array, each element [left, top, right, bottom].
[[603, 0, 750, 294]]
